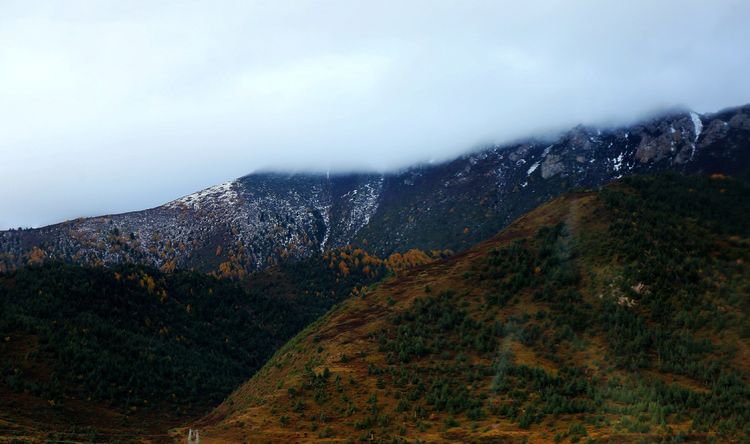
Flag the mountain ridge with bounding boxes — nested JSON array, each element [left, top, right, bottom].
[[1, 103, 749, 274]]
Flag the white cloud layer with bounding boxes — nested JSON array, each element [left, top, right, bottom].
[[1, 0, 749, 228]]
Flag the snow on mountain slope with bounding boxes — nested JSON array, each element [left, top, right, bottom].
[[166, 181, 239, 210], [1, 105, 748, 274]]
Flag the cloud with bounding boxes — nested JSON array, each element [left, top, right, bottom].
[[1, 0, 749, 228]]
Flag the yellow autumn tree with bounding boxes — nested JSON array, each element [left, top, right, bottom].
[[140, 274, 156, 293], [161, 260, 176, 273], [338, 260, 350, 276], [27, 246, 45, 266], [385, 249, 432, 273]]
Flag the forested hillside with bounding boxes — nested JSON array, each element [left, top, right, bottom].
[[0, 245, 437, 441], [194, 173, 750, 443]]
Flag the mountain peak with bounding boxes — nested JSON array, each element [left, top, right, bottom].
[[1, 103, 748, 275]]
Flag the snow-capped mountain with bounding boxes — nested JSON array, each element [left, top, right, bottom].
[[1, 104, 749, 274]]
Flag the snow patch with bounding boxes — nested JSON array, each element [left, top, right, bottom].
[[612, 153, 624, 172], [690, 112, 703, 142], [341, 178, 384, 239], [166, 181, 238, 210], [526, 161, 540, 176]]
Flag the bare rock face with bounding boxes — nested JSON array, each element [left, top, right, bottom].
[[699, 119, 731, 149], [565, 126, 595, 151], [634, 114, 698, 164], [541, 154, 566, 179], [635, 134, 664, 163], [508, 145, 531, 162], [729, 112, 750, 130], [673, 144, 695, 165]]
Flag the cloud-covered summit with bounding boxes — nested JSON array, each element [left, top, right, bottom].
[[1, 0, 749, 228]]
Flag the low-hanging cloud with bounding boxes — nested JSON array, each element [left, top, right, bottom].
[[1, 0, 749, 229]]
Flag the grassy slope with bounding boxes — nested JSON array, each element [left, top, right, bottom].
[[189, 174, 750, 443]]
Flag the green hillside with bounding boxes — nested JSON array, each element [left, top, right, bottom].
[[194, 173, 750, 443], [0, 247, 397, 441]]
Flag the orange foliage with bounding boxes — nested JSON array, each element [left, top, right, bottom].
[[218, 260, 246, 280], [218, 261, 232, 277], [385, 248, 433, 273], [161, 260, 177, 273], [338, 260, 350, 276], [139, 274, 156, 293], [27, 246, 46, 266]]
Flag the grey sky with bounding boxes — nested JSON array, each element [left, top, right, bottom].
[[1, 0, 749, 229]]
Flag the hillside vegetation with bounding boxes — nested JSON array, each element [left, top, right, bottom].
[[193, 173, 750, 443], [0, 244, 438, 442]]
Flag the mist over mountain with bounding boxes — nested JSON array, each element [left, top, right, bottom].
[[3, 3, 750, 442], [2, 103, 748, 275], [2, 1, 750, 229]]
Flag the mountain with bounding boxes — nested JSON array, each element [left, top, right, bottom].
[[0, 245, 406, 442], [0, 263, 297, 441], [1, 105, 749, 275], [188, 173, 750, 443]]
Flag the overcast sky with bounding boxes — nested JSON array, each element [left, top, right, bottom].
[[1, 1, 749, 229]]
